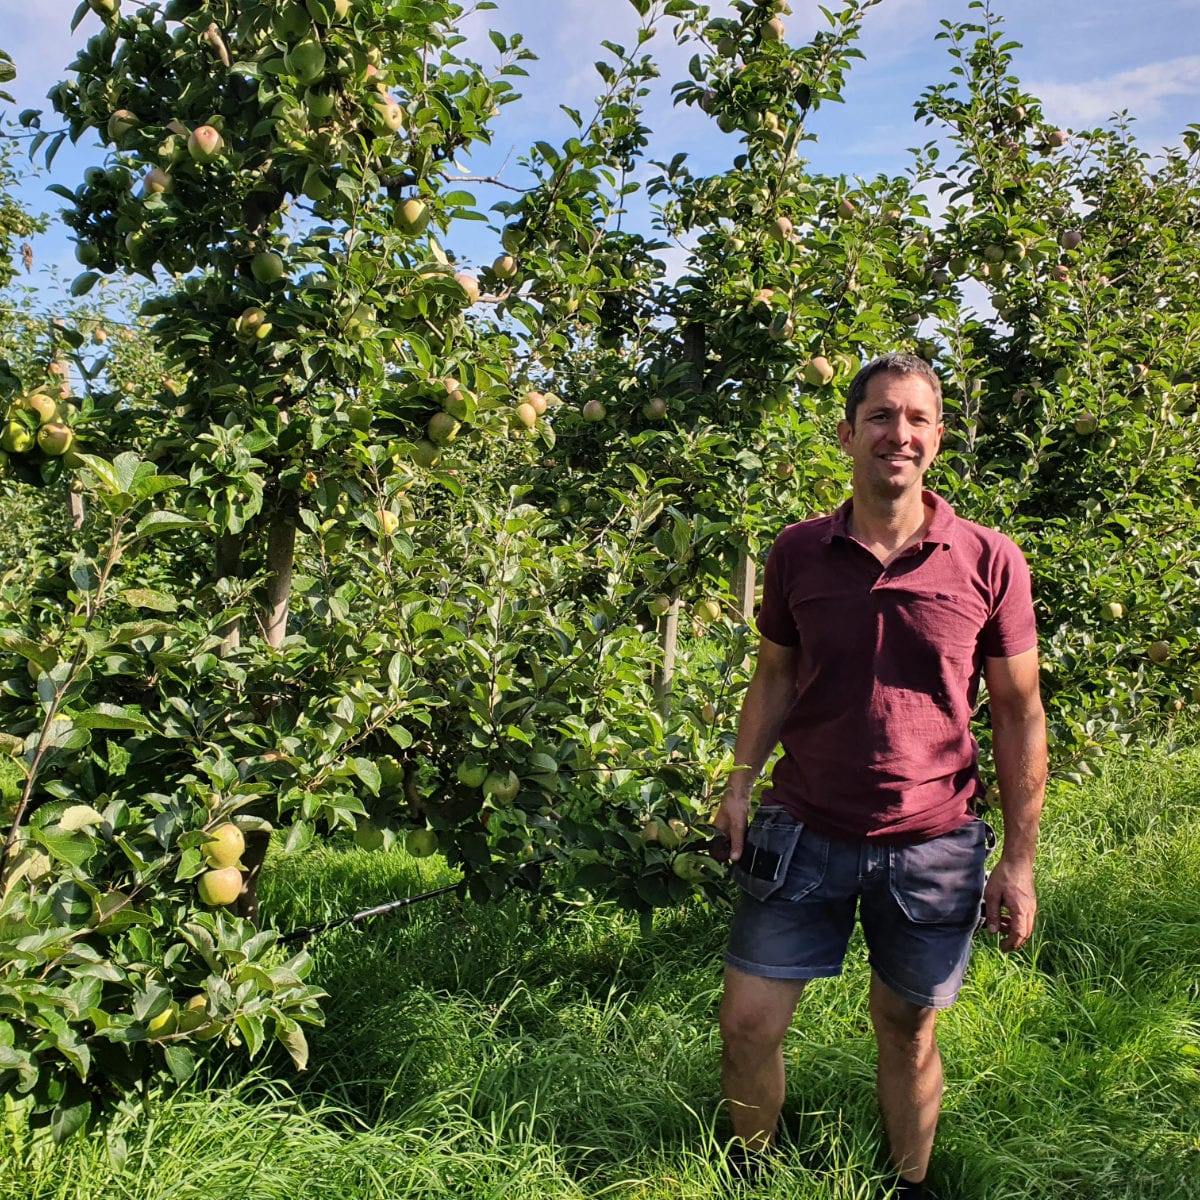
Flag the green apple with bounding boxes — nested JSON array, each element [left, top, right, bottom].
[[196, 866, 243, 906], [250, 251, 286, 284], [514, 402, 538, 429], [483, 769, 520, 803], [672, 852, 707, 882], [397, 198, 429, 235], [285, 40, 327, 86], [581, 399, 606, 422], [2, 421, 35, 454], [492, 253, 518, 280], [457, 760, 489, 788], [147, 1004, 178, 1037], [1100, 601, 1124, 621], [694, 598, 721, 624], [201, 822, 244, 869], [405, 828, 438, 858], [1148, 641, 1171, 664], [802, 356, 835, 387], [427, 412, 461, 444], [762, 16, 785, 42], [353, 822, 385, 851]]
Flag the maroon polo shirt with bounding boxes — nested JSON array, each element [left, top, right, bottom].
[[756, 491, 1037, 843]]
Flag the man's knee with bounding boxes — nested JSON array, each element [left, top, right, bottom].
[[869, 972, 937, 1053], [720, 968, 806, 1053]]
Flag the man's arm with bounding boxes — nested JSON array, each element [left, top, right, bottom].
[[714, 636, 799, 862], [982, 647, 1047, 952]]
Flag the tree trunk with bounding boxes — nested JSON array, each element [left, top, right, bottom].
[[732, 550, 756, 623], [654, 597, 681, 717], [263, 500, 297, 649]]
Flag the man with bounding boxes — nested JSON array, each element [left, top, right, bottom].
[[714, 352, 1046, 1198]]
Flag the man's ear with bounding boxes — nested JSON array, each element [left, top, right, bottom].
[[836, 418, 853, 451]]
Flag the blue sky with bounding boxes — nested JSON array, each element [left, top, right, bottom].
[[1, 0, 1198, 292]]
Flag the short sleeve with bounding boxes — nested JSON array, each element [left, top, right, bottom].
[[980, 538, 1037, 659], [756, 535, 800, 647]]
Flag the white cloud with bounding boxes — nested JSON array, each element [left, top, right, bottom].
[[1029, 55, 1200, 125]]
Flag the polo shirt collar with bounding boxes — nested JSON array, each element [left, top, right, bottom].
[[823, 490, 957, 547]]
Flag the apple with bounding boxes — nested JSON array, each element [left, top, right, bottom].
[[694, 598, 722, 624], [234, 306, 272, 343], [774, 459, 795, 480], [306, 0, 350, 21], [802, 356, 835, 387], [716, 35, 738, 58], [749, 287, 776, 314], [700, 702, 717, 724], [107, 108, 138, 142], [457, 760, 489, 788], [141, 167, 171, 197], [412, 439, 441, 469], [768, 313, 794, 341], [427, 412, 461, 444], [648, 594, 672, 617], [386, 198, 425, 235], [196, 866, 243, 906], [374, 99, 405, 133], [492, 253, 518, 280], [582, 399, 606, 422], [500, 225, 524, 254], [23, 393, 61, 424], [525, 391, 548, 415], [642, 396, 668, 419], [354, 822, 385, 851], [405, 828, 438, 858], [672, 852, 707, 882], [768, 215, 793, 242], [201, 822, 245, 869], [1059, 229, 1083, 250], [1049, 265, 1071, 282], [187, 124, 224, 163], [1148, 641, 1171, 664], [483, 769, 520, 803], [837, 197, 858, 219], [285, 39, 327, 85], [1100, 602, 1124, 621], [92, 327, 108, 344], [762, 16, 785, 41], [511, 401, 538, 429], [982, 244, 1005, 264], [304, 87, 337, 121], [1047, 129, 1069, 148], [37, 423, 74, 456], [250, 251, 286, 284], [1073, 412, 1098, 435], [454, 272, 480, 304]]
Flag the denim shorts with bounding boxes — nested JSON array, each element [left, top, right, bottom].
[[724, 807, 995, 1009]]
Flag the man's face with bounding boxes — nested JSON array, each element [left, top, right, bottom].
[[836, 372, 943, 498]]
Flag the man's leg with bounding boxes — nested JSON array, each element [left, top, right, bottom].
[[868, 970, 941, 1183], [719, 966, 807, 1149]]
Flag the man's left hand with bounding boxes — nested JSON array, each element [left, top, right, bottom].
[[982, 856, 1037, 952]]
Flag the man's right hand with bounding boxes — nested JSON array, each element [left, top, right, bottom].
[[714, 792, 752, 863]]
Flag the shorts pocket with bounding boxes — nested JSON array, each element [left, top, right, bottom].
[[732, 808, 807, 902], [888, 819, 991, 925]]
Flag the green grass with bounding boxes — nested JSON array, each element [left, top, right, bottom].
[[3, 741, 1198, 1199]]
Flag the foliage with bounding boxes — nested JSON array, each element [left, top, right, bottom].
[[0, 0, 1197, 1137], [3, 738, 1198, 1195]]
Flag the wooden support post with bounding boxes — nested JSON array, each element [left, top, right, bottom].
[[732, 550, 756, 624]]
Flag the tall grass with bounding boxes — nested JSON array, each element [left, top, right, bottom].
[[3, 740, 1197, 1199]]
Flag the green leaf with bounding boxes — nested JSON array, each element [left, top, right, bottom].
[[351, 757, 381, 795], [133, 512, 195, 539], [119, 588, 179, 612]]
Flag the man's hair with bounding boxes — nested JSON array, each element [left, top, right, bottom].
[[844, 353, 943, 428]]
